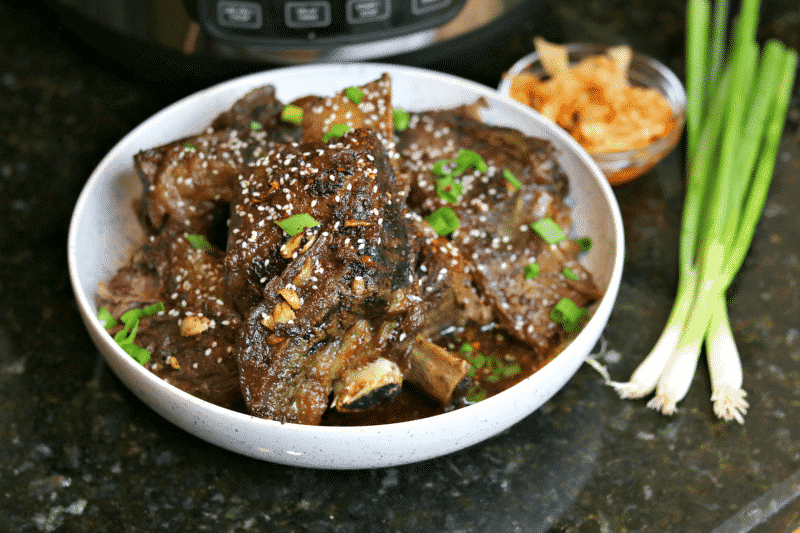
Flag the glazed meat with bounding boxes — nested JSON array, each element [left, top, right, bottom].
[[98, 228, 242, 407], [397, 105, 601, 352], [228, 128, 423, 424], [99, 74, 604, 426], [134, 86, 297, 234]]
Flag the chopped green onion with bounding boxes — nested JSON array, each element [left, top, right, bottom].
[[144, 301, 165, 316], [501, 360, 521, 379], [105, 302, 163, 365], [186, 233, 213, 252], [562, 267, 578, 280], [122, 343, 151, 366], [472, 352, 487, 369], [531, 218, 565, 244], [436, 175, 463, 203], [114, 319, 139, 345], [502, 169, 522, 189], [344, 86, 364, 104], [119, 307, 144, 328], [250, 120, 263, 131], [275, 213, 320, 236], [280, 104, 304, 125], [465, 386, 486, 403], [550, 297, 586, 332], [524, 263, 540, 279], [576, 237, 592, 252], [97, 307, 117, 329], [431, 159, 451, 176], [459, 342, 474, 355], [183, 141, 196, 151], [392, 108, 410, 132], [322, 123, 351, 142], [424, 206, 459, 236], [454, 149, 487, 174]]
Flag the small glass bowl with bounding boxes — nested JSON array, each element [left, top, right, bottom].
[[498, 43, 686, 186]]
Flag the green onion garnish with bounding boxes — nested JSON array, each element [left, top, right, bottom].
[[550, 297, 587, 332], [186, 233, 213, 252], [322, 123, 351, 142], [144, 301, 165, 315], [502, 169, 522, 189], [576, 237, 592, 252], [436, 175, 463, 203], [250, 120, 263, 131], [459, 342, 474, 355], [280, 104, 304, 125], [275, 213, 320, 236], [97, 307, 118, 329], [524, 263, 540, 279], [531, 218, 565, 244], [345, 86, 364, 104], [562, 267, 578, 280], [392, 108, 410, 132], [431, 159, 450, 176], [465, 386, 486, 403], [454, 149, 487, 174], [424, 206, 459, 236], [472, 352, 487, 370], [183, 141, 196, 151], [99, 302, 164, 365]]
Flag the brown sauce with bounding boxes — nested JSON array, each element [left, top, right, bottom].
[[321, 324, 569, 426]]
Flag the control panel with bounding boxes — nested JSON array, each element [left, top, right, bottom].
[[196, 0, 467, 47]]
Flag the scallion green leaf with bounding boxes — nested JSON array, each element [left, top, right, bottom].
[[322, 123, 351, 142], [345, 86, 364, 104], [280, 104, 304, 125], [576, 237, 592, 252], [550, 297, 586, 332], [454, 149, 487, 174], [531, 218, 565, 244], [436, 175, 463, 203], [424, 206, 459, 236], [183, 141, 196, 151], [97, 307, 117, 329], [502, 169, 522, 189], [431, 159, 451, 176], [465, 386, 486, 403], [275, 213, 320, 236], [524, 263, 540, 279], [392, 108, 410, 131], [186, 233, 213, 252], [562, 267, 578, 280], [250, 120, 263, 131]]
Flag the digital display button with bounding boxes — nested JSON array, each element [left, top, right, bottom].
[[217, 1, 263, 29], [410, 0, 451, 15], [346, 0, 391, 24], [285, 1, 332, 28]]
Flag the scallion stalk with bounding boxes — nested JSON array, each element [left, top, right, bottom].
[[609, 0, 797, 422]]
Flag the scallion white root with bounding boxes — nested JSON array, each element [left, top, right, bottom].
[[609, 269, 697, 399], [706, 294, 747, 423]]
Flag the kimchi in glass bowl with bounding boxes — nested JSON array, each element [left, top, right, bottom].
[[68, 63, 624, 469], [499, 42, 686, 186]]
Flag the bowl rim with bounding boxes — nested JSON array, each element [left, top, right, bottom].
[[497, 42, 687, 160], [67, 62, 625, 459]]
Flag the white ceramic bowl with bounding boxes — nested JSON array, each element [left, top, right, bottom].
[[68, 63, 624, 469]]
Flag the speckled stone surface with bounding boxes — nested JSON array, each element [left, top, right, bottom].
[[2, 1, 800, 531]]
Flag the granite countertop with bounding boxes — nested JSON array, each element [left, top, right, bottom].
[[2, 1, 800, 531]]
